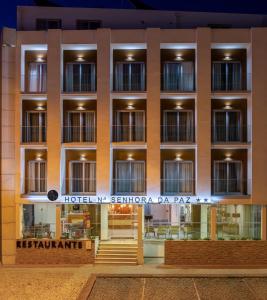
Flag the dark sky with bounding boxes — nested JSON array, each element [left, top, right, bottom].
[[2, 0, 267, 29]]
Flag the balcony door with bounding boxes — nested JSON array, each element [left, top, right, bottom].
[[65, 62, 96, 92], [162, 61, 194, 91], [114, 62, 146, 91], [23, 111, 46, 143], [28, 160, 46, 194], [65, 111, 95, 142], [27, 62, 47, 93], [162, 110, 194, 142], [213, 110, 242, 142], [213, 161, 243, 195], [69, 161, 96, 194], [212, 61, 242, 91], [163, 161, 194, 195], [115, 161, 145, 195], [114, 110, 145, 142]]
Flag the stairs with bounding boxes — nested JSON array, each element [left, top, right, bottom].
[[95, 241, 138, 265]]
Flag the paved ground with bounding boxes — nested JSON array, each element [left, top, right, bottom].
[[1, 263, 267, 300]]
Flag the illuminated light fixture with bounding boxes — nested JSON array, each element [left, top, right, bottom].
[[127, 104, 134, 110], [36, 153, 43, 161], [76, 56, 85, 62], [224, 154, 232, 161], [126, 54, 134, 61], [36, 55, 45, 63], [175, 104, 183, 110], [175, 154, 183, 161], [223, 54, 232, 61], [80, 154, 87, 161], [76, 105, 86, 111], [175, 54, 184, 61], [127, 154, 134, 161], [224, 104, 232, 110], [35, 105, 45, 111]]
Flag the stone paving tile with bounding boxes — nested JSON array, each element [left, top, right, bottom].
[[245, 278, 267, 300], [194, 278, 256, 300], [88, 278, 143, 300], [143, 278, 198, 300]]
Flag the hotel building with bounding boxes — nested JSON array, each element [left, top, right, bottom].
[[1, 6, 267, 265]]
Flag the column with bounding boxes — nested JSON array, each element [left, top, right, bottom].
[[196, 28, 211, 198], [1, 28, 17, 264], [200, 205, 209, 239], [137, 205, 144, 264], [210, 206, 217, 240], [146, 28, 161, 198], [261, 206, 267, 240], [100, 204, 109, 240], [47, 29, 61, 193]]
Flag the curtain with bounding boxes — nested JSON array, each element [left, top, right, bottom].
[[212, 62, 226, 90], [163, 111, 178, 142], [83, 112, 95, 142], [68, 112, 81, 142], [132, 111, 145, 141], [28, 63, 47, 93], [214, 162, 228, 194], [84, 162, 96, 193], [164, 161, 178, 194], [228, 111, 241, 142], [228, 162, 242, 193], [228, 63, 242, 90], [162, 62, 194, 91], [71, 162, 83, 193], [28, 161, 46, 193], [179, 162, 193, 194], [131, 161, 145, 193], [65, 63, 96, 92], [71, 162, 96, 194], [179, 111, 193, 142], [25, 112, 40, 142], [114, 62, 145, 91], [214, 111, 227, 142], [39, 162, 46, 192], [115, 161, 131, 194]]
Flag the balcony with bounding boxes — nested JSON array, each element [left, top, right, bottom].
[[63, 50, 97, 93], [113, 149, 146, 195], [161, 149, 195, 196], [211, 49, 249, 92], [211, 149, 248, 196], [161, 99, 195, 143], [161, 49, 195, 92], [23, 149, 47, 195], [113, 49, 146, 92], [22, 50, 47, 93], [21, 100, 46, 144], [62, 100, 96, 143], [212, 99, 249, 143], [112, 99, 146, 142], [63, 150, 96, 195]]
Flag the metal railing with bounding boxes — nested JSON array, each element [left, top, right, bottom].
[[161, 125, 195, 143], [113, 179, 146, 195], [21, 125, 46, 143], [62, 126, 96, 143], [212, 179, 248, 196], [161, 179, 195, 196], [65, 178, 96, 194], [63, 73, 96, 93], [161, 72, 195, 92], [212, 73, 251, 91], [22, 74, 47, 93], [112, 125, 146, 142], [25, 177, 47, 194], [212, 125, 251, 143], [113, 73, 146, 92]]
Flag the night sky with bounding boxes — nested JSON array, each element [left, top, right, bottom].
[[1, 0, 267, 29]]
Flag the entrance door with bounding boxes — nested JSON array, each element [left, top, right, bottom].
[[108, 204, 138, 239]]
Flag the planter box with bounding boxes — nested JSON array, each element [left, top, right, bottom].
[[165, 240, 267, 267]]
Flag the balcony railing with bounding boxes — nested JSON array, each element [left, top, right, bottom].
[[113, 125, 146, 142], [212, 179, 248, 196], [22, 74, 47, 93], [161, 125, 195, 143], [212, 125, 251, 143], [62, 126, 96, 143], [212, 73, 250, 92], [113, 179, 146, 195], [25, 177, 47, 195], [113, 73, 146, 92], [21, 126, 46, 143], [66, 178, 96, 194], [161, 179, 195, 195], [161, 72, 195, 92], [63, 74, 96, 93]]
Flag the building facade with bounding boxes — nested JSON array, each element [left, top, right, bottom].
[[1, 6, 267, 265]]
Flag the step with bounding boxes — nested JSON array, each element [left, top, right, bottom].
[[94, 261, 137, 265], [98, 245, 138, 249], [95, 257, 137, 262], [96, 253, 137, 258], [98, 249, 137, 255]]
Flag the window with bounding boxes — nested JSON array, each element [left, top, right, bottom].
[[28, 160, 47, 194], [36, 19, 62, 30], [23, 111, 46, 143], [163, 161, 194, 195], [64, 111, 95, 143], [27, 62, 47, 93], [162, 61, 195, 91], [114, 62, 146, 91], [162, 110, 194, 143], [65, 62, 96, 92], [69, 161, 96, 194], [113, 110, 145, 142], [213, 110, 242, 142], [114, 161, 145, 195], [76, 20, 101, 30], [213, 161, 243, 195], [212, 61, 242, 91]]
